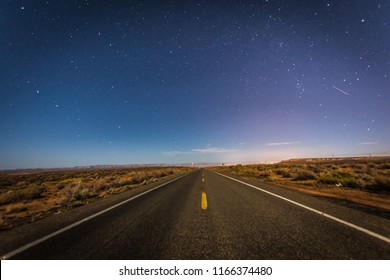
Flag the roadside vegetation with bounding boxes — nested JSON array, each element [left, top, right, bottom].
[[0, 166, 193, 230], [211, 157, 390, 211]]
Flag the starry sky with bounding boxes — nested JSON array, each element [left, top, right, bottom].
[[1, 0, 389, 169]]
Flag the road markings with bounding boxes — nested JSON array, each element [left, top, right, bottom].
[[215, 172, 390, 245], [201, 192, 208, 210], [1, 172, 194, 260]]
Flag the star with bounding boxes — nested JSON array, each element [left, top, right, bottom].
[[1, 1, 389, 168]]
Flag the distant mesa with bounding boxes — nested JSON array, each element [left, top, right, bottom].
[[281, 156, 390, 164]]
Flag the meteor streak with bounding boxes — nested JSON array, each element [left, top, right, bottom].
[[332, 86, 350, 96]]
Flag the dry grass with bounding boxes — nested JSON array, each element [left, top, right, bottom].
[[210, 157, 390, 211], [0, 166, 193, 230]]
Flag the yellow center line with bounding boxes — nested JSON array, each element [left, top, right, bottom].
[[201, 192, 207, 210]]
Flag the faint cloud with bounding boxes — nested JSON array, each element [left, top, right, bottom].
[[163, 147, 236, 156], [192, 147, 236, 153], [267, 141, 300, 146], [359, 142, 377, 145], [162, 151, 177, 156], [162, 151, 194, 156]]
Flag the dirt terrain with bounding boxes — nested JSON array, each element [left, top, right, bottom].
[[0, 166, 193, 230], [211, 157, 390, 211]]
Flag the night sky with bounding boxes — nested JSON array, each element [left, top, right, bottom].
[[1, 0, 389, 169]]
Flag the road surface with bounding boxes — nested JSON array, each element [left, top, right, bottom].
[[1, 169, 390, 259]]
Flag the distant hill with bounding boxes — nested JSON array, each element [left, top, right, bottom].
[[281, 156, 390, 164]]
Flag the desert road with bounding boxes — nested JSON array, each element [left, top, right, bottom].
[[1, 169, 390, 259]]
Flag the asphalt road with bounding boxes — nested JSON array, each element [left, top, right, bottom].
[[1, 169, 390, 259]]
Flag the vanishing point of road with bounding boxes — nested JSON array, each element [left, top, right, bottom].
[[1, 169, 389, 259]]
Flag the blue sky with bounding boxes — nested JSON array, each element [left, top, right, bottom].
[[1, 0, 389, 169]]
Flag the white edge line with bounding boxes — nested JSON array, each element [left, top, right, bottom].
[[214, 171, 390, 245], [1, 171, 193, 260]]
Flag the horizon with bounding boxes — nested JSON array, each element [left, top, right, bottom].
[[1, 1, 389, 170], [2, 153, 390, 171]]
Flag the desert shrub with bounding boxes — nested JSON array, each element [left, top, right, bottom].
[[379, 163, 390, 170], [107, 177, 116, 182], [275, 169, 292, 178], [353, 164, 366, 171], [323, 164, 338, 170], [343, 178, 365, 188], [58, 187, 74, 205], [72, 186, 97, 200], [68, 200, 84, 208], [6, 205, 28, 214], [0, 192, 20, 205], [318, 171, 364, 188], [0, 185, 45, 205], [356, 173, 375, 185], [94, 179, 109, 191], [110, 181, 122, 188], [307, 165, 321, 173], [293, 170, 317, 181], [374, 170, 388, 177], [56, 184, 65, 190], [319, 174, 337, 186], [258, 171, 271, 179], [131, 174, 148, 184], [107, 188, 120, 196], [16, 181, 27, 188], [29, 185, 45, 198], [0, 179, 15, 187], [256, 166, 266, 171], [57, 183, 95, 206], [367, 174, 390, 192], [116, 177, 133, 186]]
